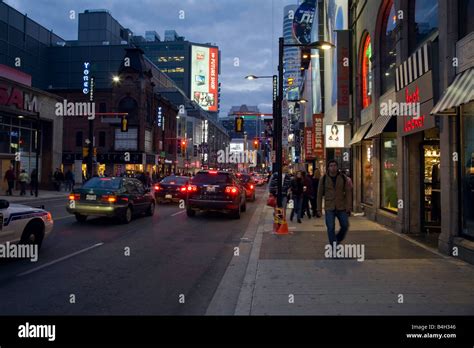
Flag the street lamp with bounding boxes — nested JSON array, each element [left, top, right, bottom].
[[244, 74, 278, 173], [275, 38, 335, 208]]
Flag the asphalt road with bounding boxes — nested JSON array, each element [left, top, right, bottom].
[[0, 187, 266, 315]]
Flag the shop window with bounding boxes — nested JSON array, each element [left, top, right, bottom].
[[380, 0, 397, 94], [462, 108, 474, 238], [115, 128, 137, 151], [75, 131, 83, 147], [459, 0, 474, 40], [361, 140, 374, 204], [412, 0, 438, 51], [361, 35, 373, 109], [381, 134, 398, 212], [0, 124, 10, 153]]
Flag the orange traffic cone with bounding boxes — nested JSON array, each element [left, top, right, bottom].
[[276, 220, 289, 234]]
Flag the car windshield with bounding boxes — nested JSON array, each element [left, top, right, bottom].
[[192, 172, 231, 184], [161, 176, 187, 185], [82, 177, 122, 190], [238, 175, 252, 183]]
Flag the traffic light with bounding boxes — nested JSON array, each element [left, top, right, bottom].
[[121, 116, 128, 132], [181, 139, 187, 154], [253, 138, 259, 150], [235, 116, 244, 133]]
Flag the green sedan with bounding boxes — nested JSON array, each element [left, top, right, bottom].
[[66, 177, 155, 223]]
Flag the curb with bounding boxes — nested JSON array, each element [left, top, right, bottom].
[[205, 200, 266, 315], [233, 206, 272, 315]]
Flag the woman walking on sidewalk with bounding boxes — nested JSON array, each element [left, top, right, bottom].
[[290, 171, 304, 223]]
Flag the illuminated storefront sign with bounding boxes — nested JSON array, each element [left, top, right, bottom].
[[83, 62, 90, 94], [0, 84, 38, 112], [313, 114, 324, 158]]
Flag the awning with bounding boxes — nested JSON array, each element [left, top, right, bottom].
[[348, 121, 372, 145], [365, 115, 392, 138], [431, 68, 474, 115]]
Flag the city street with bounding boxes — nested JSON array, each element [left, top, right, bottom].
[[0, 188, 264, 315]]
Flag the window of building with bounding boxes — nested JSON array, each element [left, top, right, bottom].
[[381, 133, 398, 212], [361, 140, 375, 204], [115, 128, 137, 151], [99, 131, 106, 147], [145, 129, 153, 153], [381, 0, 397, 94], [75, 131, 83, 147], [459, 0, 474, 40], [413, 0, 439, 50], [361, 34, 373, 108]]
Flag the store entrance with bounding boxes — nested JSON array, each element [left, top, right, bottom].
[[421, 142, 441, 236]]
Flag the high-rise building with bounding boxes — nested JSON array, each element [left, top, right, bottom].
[[283, 4, 301, 101]]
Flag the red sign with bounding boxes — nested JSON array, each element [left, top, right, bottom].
[[0, 84, 23, 109], [208, 47, 219, 112], [304, 127, 315, 160], [403, 85, 424, 132], [313, 114, 324, 158]]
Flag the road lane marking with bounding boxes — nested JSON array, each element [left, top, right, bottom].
[[171, 210, 185, 217], [17, 243, 104, 277]]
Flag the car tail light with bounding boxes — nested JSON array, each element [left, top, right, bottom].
[[187, 185, 197, 192], [101, 195, 117, 203], [209, 170, 218, 174], [45, 212, 52, 222], [225, 186, 239, 194], [250, 184, 254, 190], [154, 185, 160, 191], [69, 193, 80, 200], [180, 186, 187, 192]]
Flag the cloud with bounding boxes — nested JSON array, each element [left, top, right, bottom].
[[6, 0, 294, 117]]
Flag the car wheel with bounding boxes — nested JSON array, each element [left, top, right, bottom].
[[146, 201, 155, 216], [75, 214, 87, 223], [20, 220, 45, 250], [122, 206, 133, 224], [186, 208, 196, 217]]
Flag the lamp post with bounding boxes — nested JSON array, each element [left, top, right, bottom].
[[244, 74, 278, 173], [276, 38, 335, 207]]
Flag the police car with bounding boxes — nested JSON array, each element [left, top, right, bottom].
[[0, 199, 53, 250]]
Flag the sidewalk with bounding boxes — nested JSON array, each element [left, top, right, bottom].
[[0, 190, 69, 204], [227, 204, 474, 315]]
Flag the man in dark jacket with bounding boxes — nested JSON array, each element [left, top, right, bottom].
[[290, 171, 305, 223], [317, 160, 352, 245], [302, 171, 313, 219], [268, 165, 292, 209], [311, 169, 321, 217]]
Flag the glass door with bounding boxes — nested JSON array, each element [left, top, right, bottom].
[[422, 143, 441, 233]]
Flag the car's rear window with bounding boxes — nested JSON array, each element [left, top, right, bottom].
[[192, 172, 231, 184], [161, 176, 187, 185], [238, 175, 252, 183], [82, 177, 122, 190]]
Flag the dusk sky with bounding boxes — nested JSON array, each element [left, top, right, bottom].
[[4, 0, 298, 117]]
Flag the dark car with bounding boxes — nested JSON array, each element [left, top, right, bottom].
[[154, 175, 190, 204], [66, 177, 155, 224], [236, 173, 256, 201], [185, 170, 246, 219]]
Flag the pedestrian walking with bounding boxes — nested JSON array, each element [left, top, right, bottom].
[[311, 169, 321, 217], [268, 165, 293, 215], [30, 168, 38, 195], [65, 169, 74, 191], [317, 160, 352, 245], [4, 165, 15, 196], [302, 171, 313, 219], [18, 169, 29, 196], [290, 171, 304, 223]]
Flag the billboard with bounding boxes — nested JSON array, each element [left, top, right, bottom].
[[292, 0, 317, 45], [325, 124, 345, 148], [313, 114, 324, 158], [191, 46, 219, 112], [304, 127, 315, 160]]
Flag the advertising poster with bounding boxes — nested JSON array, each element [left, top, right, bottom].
[[325, 124, 344, 148], [304, 127, 315, 160], [191, 46, 219, 112], [313, 114, 324, 158]]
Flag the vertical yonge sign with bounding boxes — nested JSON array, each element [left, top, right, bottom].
[[83, 62, 91, 94], [191, 46, 219, 112]]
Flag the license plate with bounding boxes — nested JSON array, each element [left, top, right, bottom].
[[206, 186, 216, 192], [86, 194, 96, 201], [165, 194, 173, 199]]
